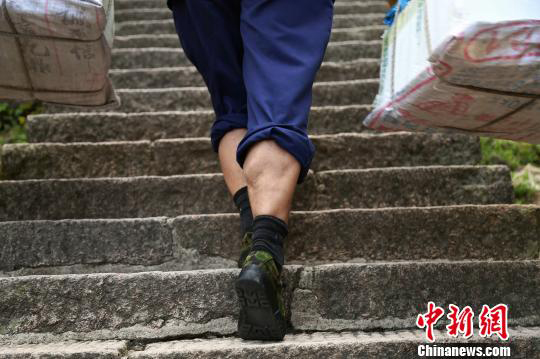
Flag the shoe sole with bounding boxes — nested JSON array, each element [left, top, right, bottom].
[[235, 264, 287, 341]]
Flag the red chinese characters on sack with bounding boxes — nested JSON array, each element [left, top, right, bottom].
[[479, 304, 510, 341], [417, 301, 445, 342], [446, 304, 475, 339], [464, 21, 540, 63], [413, 93, 475, 116]]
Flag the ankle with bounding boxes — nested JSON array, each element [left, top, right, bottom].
[[233, 186, 253, 235], [251, 215, 287, 273]]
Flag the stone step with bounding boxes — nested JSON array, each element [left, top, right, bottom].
[[331, 25, 386, 42], [0, 260, 537, 342], [113, 0, 388, 11], [111, 41, 381, 69], [46, 79, 379, 113], [27, 106, 373, 143], [0, 341, 129, 358], [0, 165, 513, 221], [2, 328, 538, 358], [114, 26, 386, 48], [114, 3, 388, 22], [0, 133, 480, 180], [115, 14, 385, 36], [130, 328, 540, 359], [1, 205, 537, 275], [109, 59, 380, 89]]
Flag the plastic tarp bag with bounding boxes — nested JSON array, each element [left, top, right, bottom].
[[384, 0, 411, 26], [364, 0, 540, 144], [0, 0, 119, 108]]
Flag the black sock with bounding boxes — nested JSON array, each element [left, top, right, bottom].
[[251, 215, 287, 273], [233, 187, 253, 235]]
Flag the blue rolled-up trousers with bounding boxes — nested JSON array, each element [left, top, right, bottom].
[[168, 0, 334, 183]]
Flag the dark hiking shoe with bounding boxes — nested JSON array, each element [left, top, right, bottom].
[[237, 232, 253, 268], [235, 250, 286, 341]]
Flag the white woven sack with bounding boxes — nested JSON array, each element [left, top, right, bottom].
[[0, 0, 119, 108]]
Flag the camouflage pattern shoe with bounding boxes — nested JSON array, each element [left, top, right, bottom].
[[235, 250, 286, 341], [237, 232, 253, 268]]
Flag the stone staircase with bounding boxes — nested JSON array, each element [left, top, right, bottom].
[[0, 0, 539, 357]]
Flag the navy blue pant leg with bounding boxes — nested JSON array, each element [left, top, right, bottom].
[[169, 0, 334, 183], [168, 0, 248, 152], [237, 0, 334, 183]]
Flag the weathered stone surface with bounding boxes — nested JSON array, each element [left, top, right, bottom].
[[111, 41, 381, 69], [27, 106, 373, 143], [173, 205, 540, 265], [0, 262, 537, 342], [115, 9, 172, 22], [0, 166, 512, 221], [0, 341, 128, 358], [1, 133, 480, 179], [114, 34, 182, 49], [114, 27, 386, 48], [305, 80, 385, 107], [0, 267, 303, 341], [311, 132, 480, 171], [27, 111, 217, 143], [1, 141, 155, 179], [115, 15, 385, 36], [0, 218, 174, 272], [44, 80, 379, 113], [332, 14, 386, 28], [294, 165, 513, 211], [1, 205, 537, 274], [332, 2, 388, 15], [0, 173, 229, 221], [130, 328, 540, 359], [6, 0, 537, 354], [109, 59, 380, 89], [325, 40, 382, 62], [316, 59, 380, 82], [291, 261, 540, 332], [110, 67, 204, 89], [111, 48, 192, 68], [331, 25, 386, 42], [115, 20, 175, 36]]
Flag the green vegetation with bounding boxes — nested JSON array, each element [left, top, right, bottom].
[[480, 137, 540, 171], [513, 172, 538, 204], [480, 138, 540, 204], [0, 101, 42, 145]]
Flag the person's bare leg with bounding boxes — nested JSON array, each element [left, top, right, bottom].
[[220, 134, 299, 221], [243, 140, 301, 224], [219, 128, 254, 269], [234, 139, 299, 340], [218, 129, 248, 195]]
